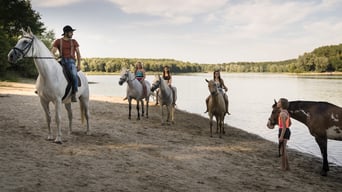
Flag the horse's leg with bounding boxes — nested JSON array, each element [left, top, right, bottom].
[[141, 99, 145, 117], [79, 95, 90, 135], [315, 137, 329, 176], [54, 100, 63, 144], [40, 99, 52, 140], [161, 105, 165, 125], [209, 114, 213, 137], [128, 98, 132, 120], [64, 103, 73, 135], [216, 116, 219, 134], [136, 100, 140, 120], [219, 118, 222, 138], [166, 105, 171, 123], [146, 99, 149, 118], [222, 115, 225, 134], [171, 105, 175, 124]]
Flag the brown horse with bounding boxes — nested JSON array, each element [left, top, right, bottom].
[[206, 79, 226, 138], [267, 100, 342, 176]]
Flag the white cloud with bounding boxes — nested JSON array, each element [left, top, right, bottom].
[[109, 0, 227, 24], [31, 0, 83, 7]]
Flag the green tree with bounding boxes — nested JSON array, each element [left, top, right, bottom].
[[0, 0, 46, 78]]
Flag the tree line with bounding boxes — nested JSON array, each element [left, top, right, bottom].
[[1, 0, 342, 80]]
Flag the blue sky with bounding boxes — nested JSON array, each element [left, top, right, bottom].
[[31, 0, 342, 64]]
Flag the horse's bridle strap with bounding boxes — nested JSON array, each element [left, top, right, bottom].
[[13, 36, 55, 59]]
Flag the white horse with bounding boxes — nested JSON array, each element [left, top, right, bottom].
[[151, 75, 177, 125], [7, 28, 90, 144], [118, 69, 151, 120]]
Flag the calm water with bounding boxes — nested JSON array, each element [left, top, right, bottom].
[[87, 73, 342, 166]]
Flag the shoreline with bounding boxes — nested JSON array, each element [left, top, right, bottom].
[[1, 81, 342, 191]]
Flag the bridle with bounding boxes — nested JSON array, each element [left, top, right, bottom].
[[119, 71, 130, 85], [151, 78, 161, 92], [268, 107, 280, 126], [11, 36, 55, 60]]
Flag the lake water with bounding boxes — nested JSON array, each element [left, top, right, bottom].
[[87, 73, 342, 166]]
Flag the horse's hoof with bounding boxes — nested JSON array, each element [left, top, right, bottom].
[[86, 131, 91, 136], [320, 170, 328, 176], [54, 140, 63, 144]]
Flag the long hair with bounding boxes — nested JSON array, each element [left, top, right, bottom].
[[163, 66, 171, 79], [279, 98, 289, 109], [213, 70, 224, 86], [134, 61, 143, 74]]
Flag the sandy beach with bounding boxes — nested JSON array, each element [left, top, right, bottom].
[[0, 81, 341, 192]]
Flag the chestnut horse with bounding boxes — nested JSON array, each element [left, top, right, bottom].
[[267, 100, 342, 176]]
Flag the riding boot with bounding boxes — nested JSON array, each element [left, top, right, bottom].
[[71, 94, 77, 102], [71, 92, 77, 102]]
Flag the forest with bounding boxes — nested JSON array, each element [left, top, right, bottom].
[[1, 0, 342, 80]]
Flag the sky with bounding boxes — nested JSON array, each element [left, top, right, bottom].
[[31, 0, 342, 64]]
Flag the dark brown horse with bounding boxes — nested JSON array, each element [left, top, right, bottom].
[[267, 100, 342, 176]]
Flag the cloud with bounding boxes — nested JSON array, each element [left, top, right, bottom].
[[31, 0, 83, 7], [109, 0, 227, 24]]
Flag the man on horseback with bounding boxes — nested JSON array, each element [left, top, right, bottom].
[[51, 25, 81, 102]]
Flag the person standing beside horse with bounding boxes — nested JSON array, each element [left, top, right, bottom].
[[135, 61, 147, 97], [277, 98, 292, 171], [51, 25, 81, 102], [205, 70, 230, 115]]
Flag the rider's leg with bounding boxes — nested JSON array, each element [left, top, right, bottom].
[[224, 94, 230, 115], [205, 96, 209, 113]]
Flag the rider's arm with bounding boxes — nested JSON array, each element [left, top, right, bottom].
[[75, 47, 81, 70]]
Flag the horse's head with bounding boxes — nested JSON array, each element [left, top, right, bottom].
[[118, 69, 130, 85], [267, 99, 280, 129], [151, 75, 161, 92], [206, 79, 218, 96], [8, 27, 35, 63]]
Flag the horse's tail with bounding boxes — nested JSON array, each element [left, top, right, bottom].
[[80, 101, 85, 125]]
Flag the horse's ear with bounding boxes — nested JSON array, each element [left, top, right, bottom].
[[20, 28, 27, 36], [205, 79, 209, 83], [274, 99, 277, 105], [27, 26, 33, 35]]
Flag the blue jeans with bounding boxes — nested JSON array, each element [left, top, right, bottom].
[[62, 58, 78, 93]]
